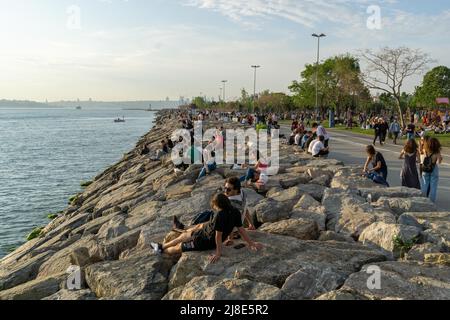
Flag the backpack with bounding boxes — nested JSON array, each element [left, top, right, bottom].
[[421, 155, 435, 173]]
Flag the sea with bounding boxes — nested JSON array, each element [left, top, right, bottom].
[[0, 106, 159, 258]]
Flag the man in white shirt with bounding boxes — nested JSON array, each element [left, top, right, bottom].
[[311, 136, 329, 158], [313, 123, 330, 148]]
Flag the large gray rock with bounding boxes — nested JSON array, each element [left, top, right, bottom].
[[359, 187, 423, 202], [281, 263, 347, 300], [85, 254, 175, 300], [168, 232, 386, 292], [255, 186, 304, 223], [359, 222, 422, 259], [405, 243, 445, 262], [339, 261, 450, 300], [0, 273, 65, 300], [291, 194, 326, 231], [260, 219, 320, 241], [324, 193, 395, 238], [374, 197, 438, 216], [0, 250, 54, 291], [163, 276, 283, 300], [277, 173, 311, 188], [296, 184, 327, 201], [42, 289, 97, 300], [96, 215, 129, 240], [318, 231, 355, 243]]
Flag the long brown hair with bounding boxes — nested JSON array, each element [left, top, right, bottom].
[[404, 139, 418, 154], [211, 193, 234, 212], [426, 138, 442, 155]]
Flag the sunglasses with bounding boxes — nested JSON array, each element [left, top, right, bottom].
[[224, 187, 233, 193]]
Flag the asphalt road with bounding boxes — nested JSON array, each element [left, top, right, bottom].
[[281, 126, 450, 210]]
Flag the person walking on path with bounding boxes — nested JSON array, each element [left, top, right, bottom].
[[390, 119, 401, 145], [373, 118, 383, 146], [399, 139, 421, 189], [421, 138, 443, 203]]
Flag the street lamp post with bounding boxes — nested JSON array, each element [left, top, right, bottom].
[[251, 65, 261, 112], [222, 80, 228, 102], [312, 33, 326, 113]]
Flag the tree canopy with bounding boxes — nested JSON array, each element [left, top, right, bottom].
[[414, 66, 450, 108]]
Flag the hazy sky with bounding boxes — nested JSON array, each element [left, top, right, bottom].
[[0, 0, 449, 101]]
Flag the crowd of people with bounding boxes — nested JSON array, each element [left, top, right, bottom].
[[142, 107, 445, 264], [363, 135, 443, 203]]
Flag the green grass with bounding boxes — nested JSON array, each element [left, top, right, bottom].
[[26, 227, 44, 241], [80, 180, 93, 188], [47, 213, 58, 220]]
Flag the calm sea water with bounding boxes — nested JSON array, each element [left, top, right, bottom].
[[0, 107, 156, 258]]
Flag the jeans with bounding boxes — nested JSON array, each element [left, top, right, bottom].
[[377, 168, 388, 181], [422, 166, 439, 203], [197, 163, 217, 180], [240, 168, 256, 182]]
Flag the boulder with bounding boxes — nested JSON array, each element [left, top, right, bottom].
[[405, 243, 444, 262], [84, 254, 175, 300], [163, 276, 283, 300], [0, 273, 65, 300], [309, 175, 331, 187], [331, 175, 381, 190], [42, 289, 97, 300], [359, 222, 422, 259], [281, 264, 347, 300], [338, 261, 450, 300], [96, 215, 129, 240], [374, 197, 438, 216], [254, 199, 292, 223], [424, 253, 450, 267], [397, 213, 424, 230], [318, 231, 355, 243], [278, 173, 311, 189], [255, 187, 305, 223], [0, 250, 54, 291], [324, 193, 395, 238], [296, 184, 327, 202], [315, 290, 367, 300], [168, 232, 386, 292], [359, 187, 423, 202], [260, 219, 320, 241]]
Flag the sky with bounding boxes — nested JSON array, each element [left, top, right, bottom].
[[0, 0, 449, 102]]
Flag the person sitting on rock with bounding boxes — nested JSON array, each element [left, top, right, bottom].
[[311, 135, 330, 158], [173, 177, 261, 231], [151, 194, 263, 263]]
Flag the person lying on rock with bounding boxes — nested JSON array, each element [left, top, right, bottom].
[[151, 194, 263, 263]]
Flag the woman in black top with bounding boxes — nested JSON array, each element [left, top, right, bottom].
[[373, 118, 383, 146], [364, 145, 388, 180], [151, 194, 263, 264]]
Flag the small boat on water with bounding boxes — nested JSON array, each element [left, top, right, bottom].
[[114, 116, 126, 123], [76, 106, 82, 110]]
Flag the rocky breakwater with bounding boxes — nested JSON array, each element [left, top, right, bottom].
[[1, 111, 449, 300]]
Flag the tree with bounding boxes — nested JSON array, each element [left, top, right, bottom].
[[414, 66, 450, 108], [192, 96, 209, 109], [360, 47, 434, 127], [289, 54, 370, 114]]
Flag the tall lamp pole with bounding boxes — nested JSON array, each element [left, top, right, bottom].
[[251, 65, 261, 112], [312, 33, 326, 113], [222, 80, 228, 102]]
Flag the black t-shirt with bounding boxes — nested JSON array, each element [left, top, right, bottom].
[[197, 208, 243, 243], [372, 152, 387, 172]]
